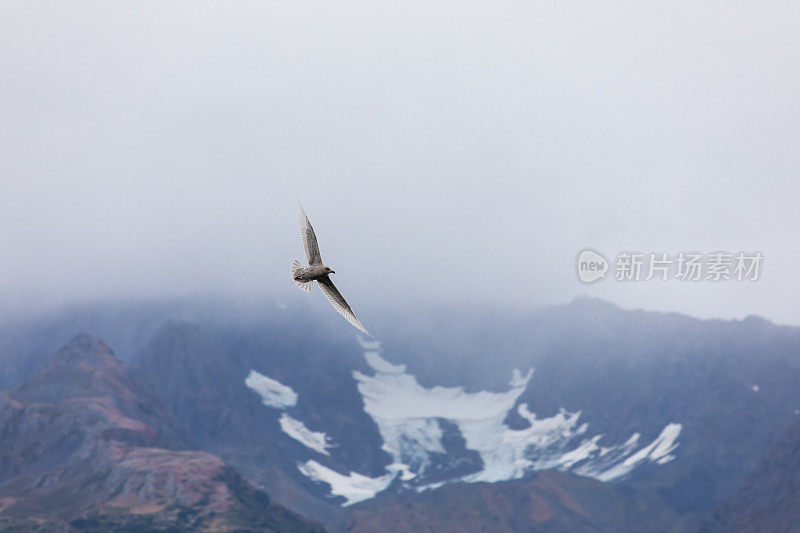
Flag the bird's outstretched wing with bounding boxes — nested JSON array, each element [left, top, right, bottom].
[[317, 276, 369, 335], [297, 199, 322, 265]]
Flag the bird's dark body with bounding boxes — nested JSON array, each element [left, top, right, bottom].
[[293, 264, 331, 282]]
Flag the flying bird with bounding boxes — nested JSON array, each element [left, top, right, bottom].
[[291, 199, 370, 335]]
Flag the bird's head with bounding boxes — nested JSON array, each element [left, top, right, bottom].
[[325, 266, 335, 274]]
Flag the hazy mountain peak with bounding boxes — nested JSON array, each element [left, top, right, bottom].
[[143, 320, 218, 362], [569, 295, 621, 310], [10, 333, 133, 404], [0, 335, 323, 531], [47, 332, 118, 370]]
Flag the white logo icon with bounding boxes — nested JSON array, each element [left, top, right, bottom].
[[577, 249, 608, 283]]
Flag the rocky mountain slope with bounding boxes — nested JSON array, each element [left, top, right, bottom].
[[375, 298, 800, 513], [127, 299, 800, 531], [132, 318, 394, 526], [701, 418, 800, 532], [0, 334, 322, 532], [343, 470, 693, 533], [2, 297, 799, 531]]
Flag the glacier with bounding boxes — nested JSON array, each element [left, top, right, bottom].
[[245, 370, 298, 408], [249, 339, 682, 506], [280, 413, 333, 456], [348, 342, 680, 490], [298, 460, 395, 506], [245, 371, 337, 457]]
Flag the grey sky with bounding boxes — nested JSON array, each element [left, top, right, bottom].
[[1, 2, 799, 324]]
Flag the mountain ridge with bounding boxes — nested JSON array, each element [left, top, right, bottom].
[[2, 297, 799, 531], [0, 333, 323, 532]]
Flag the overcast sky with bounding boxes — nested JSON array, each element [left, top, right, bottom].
[[1, 2, 799, 325]]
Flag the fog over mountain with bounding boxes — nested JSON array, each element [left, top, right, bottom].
[[1, 1, 800, 324], [1, 297, 799, 530]]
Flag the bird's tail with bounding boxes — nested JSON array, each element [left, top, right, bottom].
[[291, 260, 313, 292]]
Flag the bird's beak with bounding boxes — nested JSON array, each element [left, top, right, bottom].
[[331, 271, 335, 274]]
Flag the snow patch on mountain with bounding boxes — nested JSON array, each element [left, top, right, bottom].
[[244, 372, 336, 455], [576, 423, 682, 481], [358, 337, 406, 375], [280, 413, 332, 456], [245, 370, 297, 408], [363, 350, 406, 375], [252, 339, 682, 505], [323, 339, 679, 495], [298, 460, 394, 506]]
